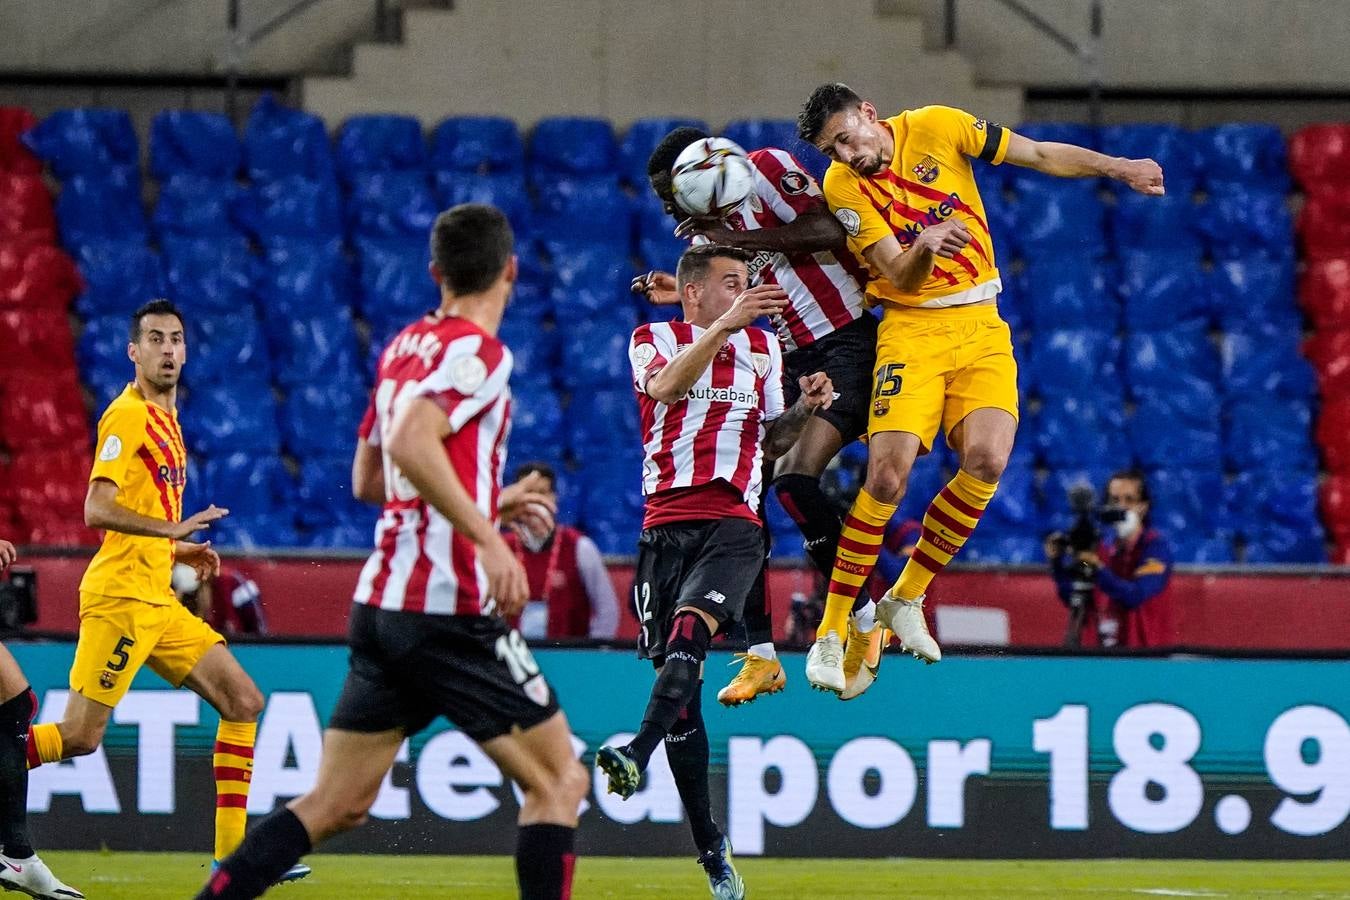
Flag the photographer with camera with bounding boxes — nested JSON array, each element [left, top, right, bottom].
[[1045, 470, 1176, 649]]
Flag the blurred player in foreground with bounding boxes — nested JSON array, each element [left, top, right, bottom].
[[599, 245, 833, 900], [798, 83, 1164, 691], [636, 127, 885, 703], [0, 537, 83, 899], [198, 205, 587, 900], [24, 300, 308, 883]]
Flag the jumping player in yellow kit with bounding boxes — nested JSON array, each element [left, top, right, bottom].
[[26, 299, 309, 883], [796, 84, 1164, 691]]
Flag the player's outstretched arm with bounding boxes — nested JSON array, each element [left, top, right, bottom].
[[386, 397, 528, 616], [676, 205, 848, 253], [763, 372, 835, 460], [1002, 132, 1164, 195], [644, 285, 788, 404], [350, 440, 386, 505], [85, 479, 228, 539]]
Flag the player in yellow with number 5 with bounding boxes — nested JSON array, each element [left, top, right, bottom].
[[26, 300, 309, 884], [796, 84, 1165, 691]]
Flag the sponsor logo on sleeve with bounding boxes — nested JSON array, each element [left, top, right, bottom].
[[631, 343, 658, 369], [99, 435, 123, 462], [448, 354, 488, 394], [835, 208, 861, 236], [779, 170, 810, 195]]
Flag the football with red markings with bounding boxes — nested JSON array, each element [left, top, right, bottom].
[[670, 137, 755, 218]]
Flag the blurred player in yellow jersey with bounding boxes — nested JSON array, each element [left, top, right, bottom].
[[26, 300, 309, 883], [797, 84, 1164, 691]]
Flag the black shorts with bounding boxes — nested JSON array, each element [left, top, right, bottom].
[[329, 604, 560, 743], [784, 313, 878, 444], [632, 517, 765, 661]]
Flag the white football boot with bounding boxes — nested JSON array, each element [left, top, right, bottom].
[[0, 854, 85, 899], [805, 631, 846, 693], [876, 593, 941, 663]]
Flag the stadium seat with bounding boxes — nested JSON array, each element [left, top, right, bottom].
[[0, 242, 80, 311], [529, 117, 617, 176], [243, 94, 336, 184], [511, 385, 565, 450], [636, 192, 686, 274], [21, 108, 138, 179], [1297, 192, 1350, 259], [532, 175, 634, 243], [77, 313, 133, 382], [161, 236, 257, 314], [1013, 182, 1107, 258], [1116, 250, 1208, 330], [1226, 471, 1325, 563], [1100, 124, 1202, 196], [256, 238, 354, 319], [148, 110, 241, 181], [346, 170, 439, 239], [543, 236, 635, 295], [429, 116, 525, 173], [1110, 193, 1202, 252], [1317, 397, 1350, 474], [199, 452, 294, 519], [268, 309, 363, 389], [180, 381, 279, 457], [1124, 322, 1220, 401], [763, 489, 805, 559], [0, 309, 76, 374], [978, 180, 1018, 263], [353, 238, 439, 335], [1021, 255, 1116, 331], [240, 176, 344, 243], [566, 388, 641, 452], [189, 312, 271, 388], [1036, 395, 1130, 468], [722, 119, 798, 154], [54, 167, 148, 247], [958, 528, 1046, 565], [1302, 328, 1350, 398], [1195, 186, 1294, 261], [72, 240, 164, 318], [1170, 535, 1237, 564], [1219, 326, 1317, 399], [892, 454, 946, 523], [1299, 256, 1350, 330], [280, 379, 367, 458], [1319, 474, 1350, 542], [0, 107, 40, 175], [433, 171, 532, 237], [1027, 329, 1121, 398], [0, 371, 87, 449], [335, 115, 426, 181], [0, 173, 55, 246], [1288, 123, 1350, 191], [9, 447, 90, 518], [1131, 393, 1222, 470], [619, 117, 709, 187], [211, 513, 302, 552], [152, 174, 245, 237], [498, 314, 558, 382], [502, 269, 553, 325], [1208, 256, 1299, 332], [556, 311, 638, 389], [1147, 468, 1229, 537], [1225, 397, 1316, 473], [978, 461, 1037, 533], [1009, 123, 1097, 193], [1197, 123, 1289, 192]]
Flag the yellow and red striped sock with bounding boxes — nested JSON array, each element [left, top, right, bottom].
[[25, 722, 62, 769], [817, 489, 897, 640], [213, 720, 257, 861], [894, 468, 998, 601]]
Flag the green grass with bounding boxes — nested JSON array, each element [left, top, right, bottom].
[[41, 852, 1350, 899]]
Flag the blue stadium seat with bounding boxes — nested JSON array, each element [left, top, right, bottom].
[[335, 115, 426, 182], [636, 192, 686, 274], [1197, 123, 1289, 192], [433, 172, 531, 238], [722, 119, 798, 153], [190, 312, 270, 388], [619, 117, 709, 187], [1027, 329, 1121, 398], [199, 452, 294, 519], [510, 385, 565, 452], [978, 180, 1018, 263], [1011, 182, 1106, 259], [1129, 395, 1222, 469], [304, 523, 373, 550], [240, 176, 343, 243], [529, 117, 617, 176], [346, 170, 438, 239], [556, 310, 638, 389], [257, 238, 355, 319], [1100, 124, 1202, 196], [1226, 471, 1325, 563], [1219, 326, 1317, 399], [1147, 468, 1230, 538], [995, 273, 1027, 334], [1036, 395, 1129, 468], [1021, 256, 1116, 331], [1117, 250, 1209, 330], [1110, 192, 1202, 252], [268, 309, 364, 389], [353, 239, 439, 335], [152, 174, 245, 237], [504, 268, 554, 324], [22, 108, 138, 179], [958, 529, 1046, 565], [211, 513, 301, 552], [148, 110, 241, 181], [1195, 186, 1293, 261], [161, 235, 257, 314], [1224, 397, 1317, 473], [1207, 257, 1300, 332], [543, 236, 635, 295], [72, 241, 165, 319], [577, 461, 645, 553], [77, 313, 132, 386], [566, 388, 640, 452], [979, 460, 1037, 533], [1124, 322, 1219, 401], [181, 381, 279, 456], [532, 176, 634, 243], [55, 167, 147, 247], [430, 116, 525, 173], [281, 379, 367, 458], [1009, 123, 1097, 193], [243, 94, 336, 184], [498, 314, 558, 382], [1170, 535, 1237, 564]]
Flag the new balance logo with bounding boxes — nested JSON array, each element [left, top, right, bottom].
[[704, 590, 726, 605]]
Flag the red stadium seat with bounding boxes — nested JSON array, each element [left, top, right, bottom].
[[1304, 329, 1350, 398], [0, 243, 81, 309], [0, 107, 40, 176], [1289, 124, 1350, 191], [1320, 475, 1350, 541], [1297, 191, 1350, 259], [1316, 397, 1350, 473], [1299, 256, 1350, 330], [1334, 541, 1350, 565], [0, 174, 55, 246], [8, 447, 90, 518], [0, 371, 89, 450], [0, 309, 76, 374], [21, 520, 100, 548]]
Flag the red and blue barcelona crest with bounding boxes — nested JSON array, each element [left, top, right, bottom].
[[912, 155, 940, 184]]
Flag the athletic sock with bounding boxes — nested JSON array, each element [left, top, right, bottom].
[[664, 683, 720, 854], [196, 806, 311, 900], [853, 599, 877, 632], [746, 642, 776, 661], [213, 720, 257, 861], [516, 823, 577, 900], [818, 489, 896, 639], [774, 473, 844, 577], [25, 722, 61, 769], [626, 613, 710, 771], [894, 468, 997, 600], [0, 688, 36, 858]]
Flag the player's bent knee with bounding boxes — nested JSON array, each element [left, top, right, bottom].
[[219, 682, 265, 723], [962, 446, 1009, 484], [865, 465, 909, 504]]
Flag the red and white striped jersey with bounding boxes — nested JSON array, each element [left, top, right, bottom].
[[725, 148, 869, 352], [353, 314, 513, 616], [629, 321, 785, 527]]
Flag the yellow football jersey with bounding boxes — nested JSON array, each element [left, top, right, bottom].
[[822, 105, 1010, 309], [79, 384, 187, 605]]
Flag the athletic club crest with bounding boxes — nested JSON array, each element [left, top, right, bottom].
[[523, 674, 551, 707], [912, 155, 940, 184], [751, 352, 771, 378]]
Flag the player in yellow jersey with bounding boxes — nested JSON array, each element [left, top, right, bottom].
[[25, 300, 309, 883], [796, 84, 1163, 691]]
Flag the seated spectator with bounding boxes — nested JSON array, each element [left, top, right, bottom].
[[1047, 469, 1176, 648], [172, 563, 268, 635], [503, 462, 619, 640]]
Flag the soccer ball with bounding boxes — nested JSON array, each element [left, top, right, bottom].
[[670, 137, 755, 218]]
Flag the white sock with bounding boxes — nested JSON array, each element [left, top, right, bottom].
[[852, 600, 877, 632], [748, 642, 776, 661]]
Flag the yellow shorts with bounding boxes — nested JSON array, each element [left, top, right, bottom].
[[70, 592, 224, 706], [868, 302, 1019, 451]]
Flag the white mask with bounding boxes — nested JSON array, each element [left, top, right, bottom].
[[1114, 509, 1142, 541]]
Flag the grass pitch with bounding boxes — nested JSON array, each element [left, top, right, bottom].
[[44, 852, 1350, 899]]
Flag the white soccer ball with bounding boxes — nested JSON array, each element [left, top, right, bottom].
[[670, 137, 755, 218]]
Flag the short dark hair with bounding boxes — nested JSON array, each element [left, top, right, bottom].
[[1107, 469, 1151, 505], [130, 298, 184, 342], [430, 203, 514, 295], [798, 82, 864, 144], [675, 244, 750, 292], [646, 126, 711, 201], [514, 461, 556, 491]]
